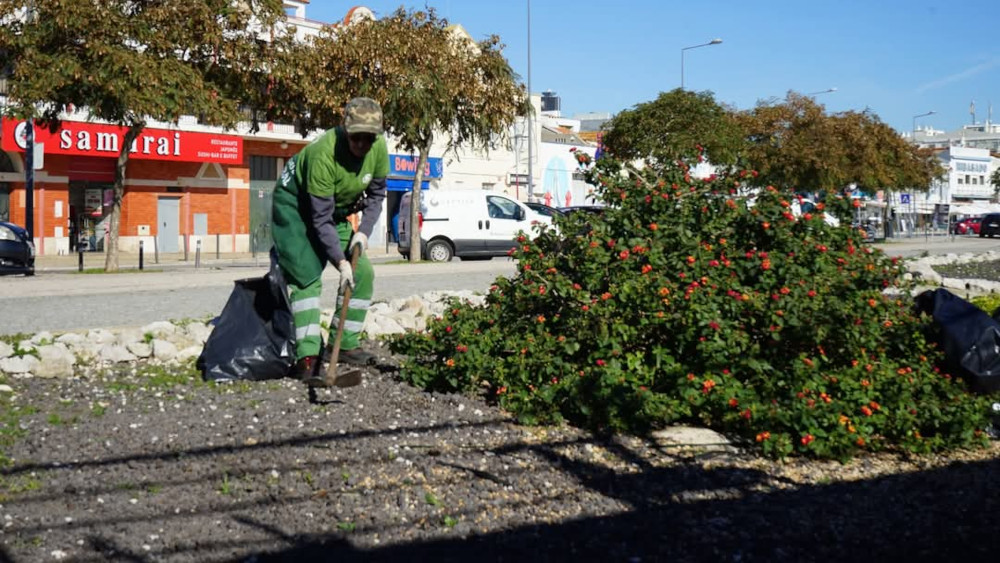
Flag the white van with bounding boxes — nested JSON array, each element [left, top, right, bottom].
[[397, 190, 551, 261]]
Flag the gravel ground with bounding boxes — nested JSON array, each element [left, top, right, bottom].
[[932, 258, 1000, 283], [1, 342, 1000, 563]]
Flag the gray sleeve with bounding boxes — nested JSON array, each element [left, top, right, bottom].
[[310, 194, 346, 264], [357, 177, 387, 238]]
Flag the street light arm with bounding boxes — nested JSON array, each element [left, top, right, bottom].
[[680, 38, 722, 89]]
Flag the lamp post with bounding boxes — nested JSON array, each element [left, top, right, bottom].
[[912, 110, 935, 137], [806, 88, 837, 96], [680, 38, 722, 90]]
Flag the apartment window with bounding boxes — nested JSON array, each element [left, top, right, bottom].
[[981, 176, 986, 185], [972, 177, 978, 185], [481, 182, 496, 191], [966, 174, 971, 184], [958, 178, 964, 185]]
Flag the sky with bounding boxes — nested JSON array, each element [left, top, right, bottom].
[[308, 0, 1000, 136]]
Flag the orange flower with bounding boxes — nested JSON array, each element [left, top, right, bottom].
[[755, 431, 771, 442], [659, 287, 670, 296], [445, 358, 455, 367], [649, 223, 658, 231]]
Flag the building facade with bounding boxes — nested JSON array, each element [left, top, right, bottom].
[[0, 2, 595, 255]]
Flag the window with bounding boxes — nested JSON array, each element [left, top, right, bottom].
[[481, 182, 495, 191], [486, 195, 519, 220], [958, 178, 964, 185], [972, 177, 978, 185]]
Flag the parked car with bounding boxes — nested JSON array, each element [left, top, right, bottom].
[[557, 205, 607, 216], [0, 221, 35, 276], [953, 216, 982, 235], [398, 190, 552, 262], [524, 201, 564, 218], [979, 213, 1000, 238]]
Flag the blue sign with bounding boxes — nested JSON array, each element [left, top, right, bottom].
[[389, 154, 443, 179], [900, 193, 911, 204]]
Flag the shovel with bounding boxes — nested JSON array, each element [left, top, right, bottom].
[[306, 243, 364, 390]]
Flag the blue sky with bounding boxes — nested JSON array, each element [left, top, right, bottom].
[[309, 1, 1000, 135]]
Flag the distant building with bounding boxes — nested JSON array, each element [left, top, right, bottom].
[[540, 91, 561, 115], [574, 112, 612, 132]]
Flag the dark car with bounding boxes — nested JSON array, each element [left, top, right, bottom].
[[0, 221, 35, 276], [979, 213, 1000, 238], [953, 216, 982, 235], [524, 201, 565, 218], [557, 205, 607, 216]]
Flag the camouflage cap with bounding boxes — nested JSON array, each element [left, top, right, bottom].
[[343, 97, 384, 135]]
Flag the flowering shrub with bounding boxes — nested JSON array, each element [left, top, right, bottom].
[[390, 149, 996, 459]]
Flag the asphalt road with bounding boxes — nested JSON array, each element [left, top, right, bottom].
[[0, 259, 517, 335]]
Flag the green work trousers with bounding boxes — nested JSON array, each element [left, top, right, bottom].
[[288, 223, 373, 359]]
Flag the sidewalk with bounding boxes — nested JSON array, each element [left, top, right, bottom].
[[34, 243, 403, 272]]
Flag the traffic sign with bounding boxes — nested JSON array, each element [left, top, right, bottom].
[[900, 193, 911, 204]]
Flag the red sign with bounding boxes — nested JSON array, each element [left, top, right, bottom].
[[1, 118, 243, 164]]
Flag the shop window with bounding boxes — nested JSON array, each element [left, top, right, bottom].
[[0, 182, 9, 222]]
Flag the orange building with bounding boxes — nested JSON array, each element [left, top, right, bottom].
[[0, 117, 305, 256]]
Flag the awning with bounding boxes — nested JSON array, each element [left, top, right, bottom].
[[387, 178, 429, 191]]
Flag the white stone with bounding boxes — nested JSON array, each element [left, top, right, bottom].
[[127, 342, 153, 359], [17, 340, 35, 354], [87, 329, 117, 345], [55, 333, 86, 347], [0, 355, 40, 375], [0, 384, 13, 393], [30, 331, 55, 345], [388, 311, 418, 331], [651, 426, 736, 454], [152, 340, 178, 362], [175, 346, 202, 362], [141, 321, 177, 337], [35, 344, 77, 379], [99, 345, 136, 364], [0, 342, 13, 360], [117, 328, 145, 347], [184, 323, 213, 345]]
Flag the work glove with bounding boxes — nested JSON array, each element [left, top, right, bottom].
[[337, 259, 355, 292], [348, 232, 368, 255]]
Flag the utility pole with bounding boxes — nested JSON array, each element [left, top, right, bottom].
[[526, 0, 533, 202], [25, 122, 34, 240]]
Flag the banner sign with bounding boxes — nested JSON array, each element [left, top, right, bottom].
[[2, 118, 243, 164], [389, 154, 443, 179]]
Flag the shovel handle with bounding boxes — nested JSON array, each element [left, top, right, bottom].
[[325, 242, 363, 381]]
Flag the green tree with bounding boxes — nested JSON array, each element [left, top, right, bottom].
[[737, 93, 944, 194], [286, 8, 528, 262], [991, 168, 1000, 202], [600, 89, 746, 169], [0, 0, 285, 271]]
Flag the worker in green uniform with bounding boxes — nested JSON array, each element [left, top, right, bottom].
[[271, 97, 388, 385]]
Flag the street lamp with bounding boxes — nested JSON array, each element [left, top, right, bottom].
[[680, 38, 722, 89], [912, 111, 935, 137], [806, 88, 837, 96]]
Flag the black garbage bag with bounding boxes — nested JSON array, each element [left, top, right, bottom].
[[915, 288, 1000, 393], [197, 252, 296, 382]]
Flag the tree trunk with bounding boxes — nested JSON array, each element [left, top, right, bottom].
[[104, 123, 144, 272], [408, 141, 431, 263]]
